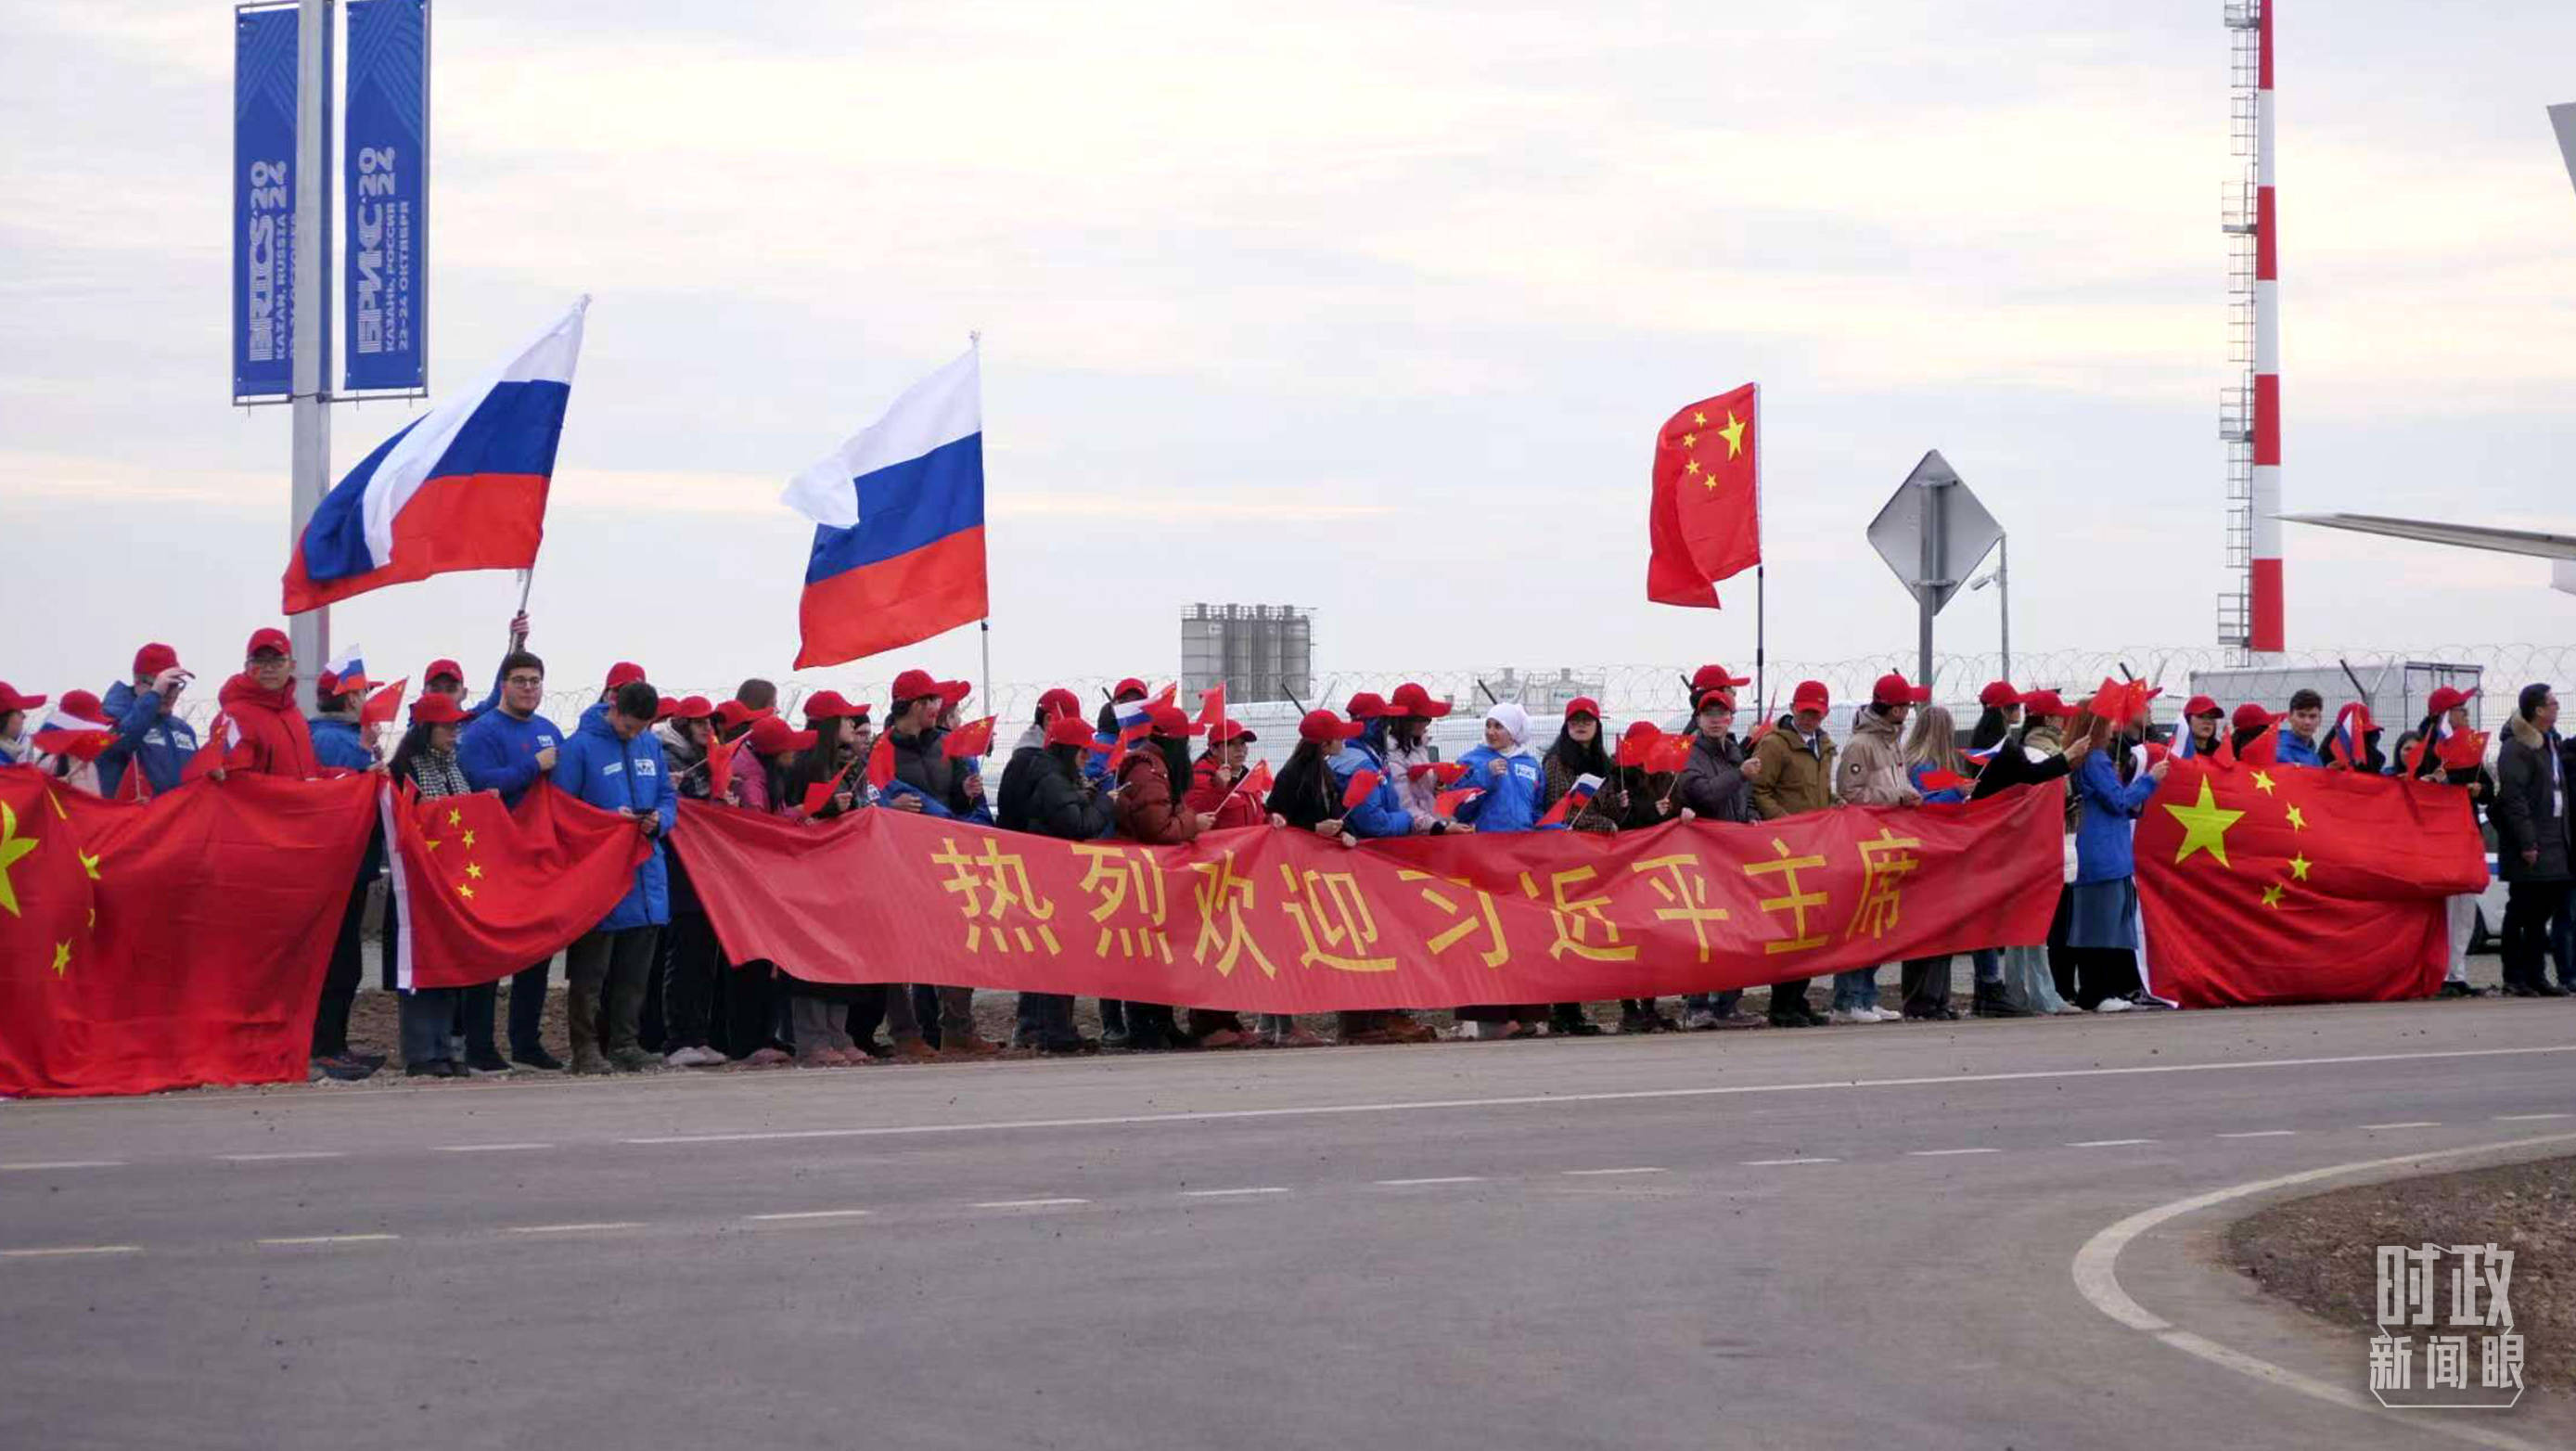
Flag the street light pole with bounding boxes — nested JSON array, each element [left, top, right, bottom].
[[1971, 533, 2011, 686], [287, 0, 336, 703]]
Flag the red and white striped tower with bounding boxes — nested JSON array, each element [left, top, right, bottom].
[[2220, 2, 2282, 653], [2247, 0, 2282, 652]]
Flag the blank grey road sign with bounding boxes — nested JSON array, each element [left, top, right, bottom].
[[2553, 102, 2576, 198], [1866, 449, 2001, 616]]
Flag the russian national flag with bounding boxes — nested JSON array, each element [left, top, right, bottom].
[[1111, 696, 1154, 741], [784, 347, 988, 669], [1537, 772, 1603, 827], [283, 301, 588, 613], [322, 645, 367, 691]]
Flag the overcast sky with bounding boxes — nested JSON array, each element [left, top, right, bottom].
[[5, 1, 2574, 711]]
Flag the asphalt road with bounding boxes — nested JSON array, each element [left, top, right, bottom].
[[5, 1001, 2573, 1450]]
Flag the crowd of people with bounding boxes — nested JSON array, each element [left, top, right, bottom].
[[3, 624, 2570, 1087]]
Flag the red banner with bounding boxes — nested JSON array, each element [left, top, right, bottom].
[[386, 782, 653, 990], [0, 765, 377, 1098], [2137, 757, 2487, 1008], [674, 784, 2067, 1009]]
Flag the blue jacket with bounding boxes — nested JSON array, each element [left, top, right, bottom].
[[2073, 750, 2160, 883], [97, 680, 199, 797], [1330, 728, 1415, 839], [2277, 732, 2324, 768], [549, 709, 674, 930], [457, 705, 564, 807], [308, 716, 373, 772], [1452, 745, 1548, 831]]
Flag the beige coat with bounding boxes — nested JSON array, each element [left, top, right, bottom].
[[1836, 706, 1921, 807]]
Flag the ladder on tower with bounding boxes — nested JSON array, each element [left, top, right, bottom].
[[2216, 0, 2262, 656]]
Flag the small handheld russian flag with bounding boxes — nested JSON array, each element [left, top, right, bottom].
[[1537, 772, 1603, 826], [1340, 768, 1384, 812]]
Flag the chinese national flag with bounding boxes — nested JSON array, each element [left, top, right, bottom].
[[1647, 383, 1761, 608], [388, 781, 653, 990], [941, 715, 996, 761], [2134, 757, 2486, 1008]]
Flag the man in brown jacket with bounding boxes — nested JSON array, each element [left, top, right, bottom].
[[1748, 680, 1839, 1027]]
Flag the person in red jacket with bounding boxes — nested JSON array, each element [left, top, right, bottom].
[[208, 628, 321, 778], [1186, 720, 1266, 829]]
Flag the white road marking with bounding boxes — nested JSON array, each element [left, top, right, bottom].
[[2360, 1121, 2441, 1130], [504, 1221, 646, 1235], [1740, 1157, 1840, 1167], [2067, 1138, 2158, 1148], [1561, 1167, 1667, 1177], [1906, 1148, 2003, 1157], [434, 1142, 551, 1153], [2493, 1112, 2571, 1122], [2215, 1130, 2297, 1138], [2070, 1129, 2576, 1451], [971, 1198, 1091, 1210], [1180, 1187, 1289, 1198], [616, 1043, 2576, 1147], [257, 1233, 400, 1246], [1, 1245, 141, 1258], [1375, 1176, 1485, 1186], [0, 1161, 124, 1172], [217, 1151, 346, 1162], [746, 1209, 872, 1223]]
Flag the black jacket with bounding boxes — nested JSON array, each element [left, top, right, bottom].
[[1675, 732, 1751, 823], [1023, 752, 1113, 841], [1969, 726, 2075, 803], [2493, 715, 2569, 882], [995, 733, 1048, 832], [890, 726, 974, 815], [1268, 750, 1340, 832]]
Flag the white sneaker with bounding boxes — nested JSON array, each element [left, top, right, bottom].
[[666, 1046, 717, 1067], [1827, 1008, 1868, 1024], [1866, 1006, 1903, 1022], [2094, 997, 2134, 1014]]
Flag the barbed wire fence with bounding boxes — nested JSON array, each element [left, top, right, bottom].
[[168, 644, 2567, 732]]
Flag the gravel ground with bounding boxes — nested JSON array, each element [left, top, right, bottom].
[[2225, 1154, 2576, 1394]]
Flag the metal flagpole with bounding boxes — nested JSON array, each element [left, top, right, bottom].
[[286, 0, 337, 706], [1753, 384, 1766, 713], [973, 328, 989, 714]]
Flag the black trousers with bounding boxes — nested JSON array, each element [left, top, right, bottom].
[[2066, 949, 2141, 1010], [1899, 956, 1953, 1014], [467, 960, 553, 1059], [312, 871, 369, 1059], [658, 910, 722, 1050], [2503, 880, 2570, 988]]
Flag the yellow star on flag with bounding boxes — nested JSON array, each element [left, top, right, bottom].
[[79, 851, 100, 880], [462, 828, 477, 849], [424, 838, 442, 853], [2261, 882, 2286, 908], [1680, 431, 1697, 449], [467, 862, 484, 880], [457, 882, 476, 901], [0, 800, 38, 920], [1692, 410, 1708, 427], [2249, 769, 2276, 796], [2162, 777, 2246, 868], [51, 941, 71, 977], [2285, 804, 2307, 831], [1718, 410, 1747, 458], [2286, 854, 2312, 881], [1684, 458, 1700, 476], [447, 808, 463, 828]]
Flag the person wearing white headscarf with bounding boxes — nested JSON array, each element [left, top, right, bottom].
[[1448, 702, 1553, 1038]]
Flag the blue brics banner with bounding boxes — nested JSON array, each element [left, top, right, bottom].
[[344, 0, 429, 392], [231, 4, 300, 401]]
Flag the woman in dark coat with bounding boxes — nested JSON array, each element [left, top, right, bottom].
[[2493, 683, 2570, 995]]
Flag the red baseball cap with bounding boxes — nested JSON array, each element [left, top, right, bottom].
[[1044, 715, 1099, 749], [244, 627, 291, 660], [1390, 682, 1453, 719], [604, 661, 647, 691], [1564, 696, 1602, 721], [1210, 719, 1257, 745], [411, 693, 468, 726], [2017, 689, 2078, 718], [1693, 687, 1737, 713], [133, 643, 180, 678], [1145, 702, 1200, 738], [802, 689, 863, 721], [714, 700, 775, 730], [667, 695, 718, 722], [2182, 694, 2223, 720], [747, 715, 819, 755], [1111, 677, 1148, 700], [59, 689, 102, 719], [1300, 710, 1367, 744], [1979, 680, 2019, 708], [891, 668, 941, 703], [0, 682, 49, 713], [1344, 691, 1393, 720], [2428, 686, 2479, 715], [2232, 702, 2280, 733], [425, 658, 466, 685], [1692, 664, 1752, 692], [1036, 687, 1083, 723], [653, 695, 681, 722], [936, 679, 973, 707], [1791, 680, 1830, 713], [1621, 720, 1661, 748], [1871, 672, 1930, 706]]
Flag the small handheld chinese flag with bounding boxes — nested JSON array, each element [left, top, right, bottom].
[[362, 678, 409, 730], [1433, 786, 1483, 816], [799, 779, 838, 817], [1647, 382, 1761, 609], [1340, 768, 1383, 812], [707, 731, 747, 802], [1918, 767, 1976, 795], [864, 733, 896, 791], [941, 715, 996, 760], [1237, 759, 1274, 801], [1647, 735, 1695, 775], [1407, 761, 1468, 786], [1196, 683, 1226, 737], [2435, 727, 2490, 773], [1615, 724, 1664, 768]]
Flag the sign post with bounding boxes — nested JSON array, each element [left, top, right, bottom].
[[1865, 450, 2004, 688], [288, 0, 336, 695]]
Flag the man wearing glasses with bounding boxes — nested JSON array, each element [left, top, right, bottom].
[[454, 650, 566, 1071]]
